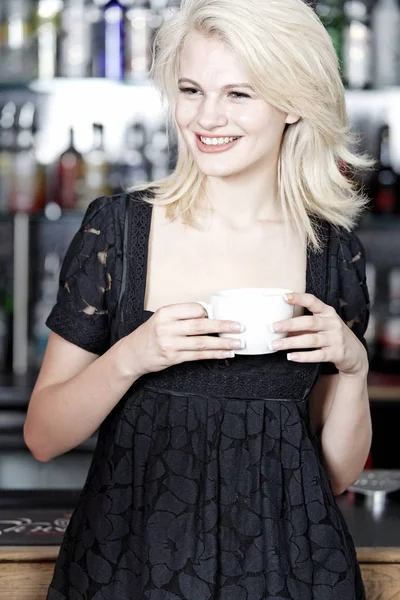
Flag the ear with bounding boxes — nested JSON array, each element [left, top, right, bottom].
[[285, 113, 300, 125]]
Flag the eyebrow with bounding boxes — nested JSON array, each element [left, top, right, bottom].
[[178, 78, 255, 91]]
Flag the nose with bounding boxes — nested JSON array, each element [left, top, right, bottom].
[[196, 96, 228, 130]]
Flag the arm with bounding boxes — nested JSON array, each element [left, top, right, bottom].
[[271, 290, 371, 497], [24, 332, 143, 463], [308, 369, 371, 496], [25, 304, 243, 462]]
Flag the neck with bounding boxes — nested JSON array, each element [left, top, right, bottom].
[[199, 161, 284, 229]]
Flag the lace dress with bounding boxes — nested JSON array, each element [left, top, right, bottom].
[[45, 191, 370, 600]]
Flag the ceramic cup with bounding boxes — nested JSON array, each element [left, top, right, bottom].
[[197, 287, 295, 355]]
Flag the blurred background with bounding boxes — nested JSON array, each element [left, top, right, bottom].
[[0, 0, 399, 497]]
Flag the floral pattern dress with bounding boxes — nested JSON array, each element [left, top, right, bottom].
[[45, 191, 369, 600]]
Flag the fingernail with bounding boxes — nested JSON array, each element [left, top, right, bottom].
[[232, 323, 245, 332], [271, 340, 283, 350], [270, 322, 283, 332], [233, 340, 246, 349], [287, 353, 299, 361], [222, 351, 235, 358], [284, 293, 294, 302]]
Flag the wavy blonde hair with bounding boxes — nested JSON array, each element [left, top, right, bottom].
[[131, 0, 372, 249]]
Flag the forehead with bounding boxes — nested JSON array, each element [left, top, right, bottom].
[[179, 31, 247, 83]]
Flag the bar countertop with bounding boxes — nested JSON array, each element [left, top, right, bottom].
[[0, 489, 399, 555]]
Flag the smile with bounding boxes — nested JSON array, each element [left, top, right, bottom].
[[200, 135, 240, 145], [195, 134, 242, 153]]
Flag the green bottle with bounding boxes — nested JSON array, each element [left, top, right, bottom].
[[315, 0, 345, 69]]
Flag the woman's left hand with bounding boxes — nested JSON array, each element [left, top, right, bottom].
[[270, 292, 368, 376]]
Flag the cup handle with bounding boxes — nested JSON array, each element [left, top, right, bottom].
[[196, 301, 213, 318]]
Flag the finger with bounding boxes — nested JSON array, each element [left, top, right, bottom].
[[156, 302, 210, 321], [286, 349, 331, 363], [177, 335, 245, 352], [169, 318, 244, 336], [271, 332, 332, 351], [284, 293, 336, 315], [272, 314, 338, 334]]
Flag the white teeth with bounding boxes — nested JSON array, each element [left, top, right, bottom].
[[200, 136, 238, 146]]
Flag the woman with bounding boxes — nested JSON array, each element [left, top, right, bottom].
[[25, 0, 372, 598]]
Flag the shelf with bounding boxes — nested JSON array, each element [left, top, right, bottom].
[[369, 386, 400, 402], [0, 77, 156, 95]]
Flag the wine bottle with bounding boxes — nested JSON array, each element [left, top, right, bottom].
[[103, 0, 127, 80], [368, 125, 400, 215], [80, 123, 110, 209], [315, 0, 346, 67], [378, 267, 400, 375], [0, 102, 17, 213], [124, 1, 153, 82], [9, 102, 41, 213], [34, 0, 63, 80], [121, 121, 151, 188], [57, 127, 85, 210], [343, 0, 372, 89], [371, 0, 400, 88], [59, 0, 91, 78]]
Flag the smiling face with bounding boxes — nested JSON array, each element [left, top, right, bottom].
[[175, 31, 299, 180]]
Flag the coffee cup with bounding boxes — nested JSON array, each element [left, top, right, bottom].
[[197, 288, 294, 355]]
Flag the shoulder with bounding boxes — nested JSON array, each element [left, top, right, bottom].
[[328, 223, 366, 263], [326, 223, 370, 335], [330, 225, 367, 285]]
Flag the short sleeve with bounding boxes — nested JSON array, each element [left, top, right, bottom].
[[320, 228, 370, 375], [45, 196, 117, 355]]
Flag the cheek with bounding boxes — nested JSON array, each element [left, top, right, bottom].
[[238, 109, 286, 146], [175, 102, 196, 128]]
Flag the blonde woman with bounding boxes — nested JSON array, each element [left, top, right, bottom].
[[25, 0, 371, 598]]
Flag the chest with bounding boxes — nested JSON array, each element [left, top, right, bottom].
[[143, 211, 307, 317]]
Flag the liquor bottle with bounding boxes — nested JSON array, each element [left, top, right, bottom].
[[124, 1, 153, 82], [371, 0, 400, 88], [31, 251, 61, 368], [315, 0, 346, 67], [102, 0, 127, 80], [0, 102, 17, 214], [146, 122, 174, 180], [9, 102, 41, 213], [80, 123, 110, 209], [0, 3, 6, 82], [368, 125, 400, 215], [2, 0, 36, 83], [120, 121, 152, 188], [378, 267, 400, 374], [59, 0, 91, 77], [87, 0, 106, 77], [34, 0, 63, 80], [364, 262, 377, 366], [343, 0, 372, 89], [57, 127, 85, 210]]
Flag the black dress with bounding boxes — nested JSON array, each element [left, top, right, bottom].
[[45, 191, 370, 600]]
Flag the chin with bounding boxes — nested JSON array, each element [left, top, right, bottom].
[[197, 164, 248, 178]]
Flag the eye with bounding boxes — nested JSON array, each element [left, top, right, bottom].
[[178, 87, 200, 95], [229, 91, 251, 99]]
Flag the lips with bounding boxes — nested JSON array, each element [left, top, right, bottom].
[[195, 134, 242, 140], [195, 133, 242, 154]]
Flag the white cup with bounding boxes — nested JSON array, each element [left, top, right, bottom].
[[198, 288, 294, 355]]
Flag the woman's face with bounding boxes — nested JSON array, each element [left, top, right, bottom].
[[175, 31, 299, 180]]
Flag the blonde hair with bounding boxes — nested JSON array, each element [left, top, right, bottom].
[[131, 0, 372, 250]]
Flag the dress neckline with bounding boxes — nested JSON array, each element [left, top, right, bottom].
[[124, 194, 330, 329]]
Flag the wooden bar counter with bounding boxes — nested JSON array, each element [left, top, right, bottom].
[[0, 493, 400, 599]]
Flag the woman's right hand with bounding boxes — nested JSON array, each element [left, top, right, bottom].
[[122, 302, 245, 377]]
